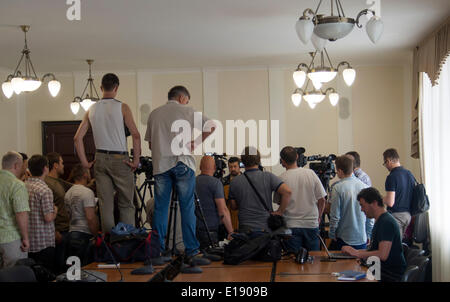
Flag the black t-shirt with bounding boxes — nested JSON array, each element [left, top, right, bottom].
[[370, 212, 406, 280], [195, 174, 225, 231], [385, 166, 416, 213]]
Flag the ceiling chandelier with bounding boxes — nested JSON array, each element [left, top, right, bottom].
[[295, 0, 383, 44], [2, 26, 61, 99], [70, 59, 100, 115], [291, 80, 339, 109], [293, 49, 356, 89], [292, 49, 354, 109]]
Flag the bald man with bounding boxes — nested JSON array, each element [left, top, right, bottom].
[[195, 156, 233, 250]]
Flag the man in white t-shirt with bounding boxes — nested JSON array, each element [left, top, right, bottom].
[[275, 146, 327, 252], [65, 164, 99, 265]]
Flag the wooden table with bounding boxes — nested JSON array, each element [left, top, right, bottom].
[[83, 252, 372, 282], [274, 251, 372, 282]]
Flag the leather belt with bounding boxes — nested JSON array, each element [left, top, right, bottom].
[[96, 149, 128, 155]]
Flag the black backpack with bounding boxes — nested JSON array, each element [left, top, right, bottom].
[[410, 177, 430, 216], [223, 233, 272, 265]]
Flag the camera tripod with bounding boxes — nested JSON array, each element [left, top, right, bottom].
[[164, 186, 219, 257], [133, 174, 154, 229]]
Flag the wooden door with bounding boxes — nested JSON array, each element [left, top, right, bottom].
[[42, 121, 96, 181]]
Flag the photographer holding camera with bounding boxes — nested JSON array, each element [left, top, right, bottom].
[[145, 86, 215, 262], [228, 147, 291, 238], [74, 73, 141, 233]]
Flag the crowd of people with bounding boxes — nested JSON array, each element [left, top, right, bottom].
[[0, 73, 418, 282]]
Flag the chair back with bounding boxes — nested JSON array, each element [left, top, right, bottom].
[[0, 265, 37, 282], [408, 256, 430, 282], [400, 265, 419, 282]]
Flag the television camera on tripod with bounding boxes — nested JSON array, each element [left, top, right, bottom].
[[130, 149, 154, 228]]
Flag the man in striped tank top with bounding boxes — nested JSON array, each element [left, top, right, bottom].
[[74, 73, 141, 233]]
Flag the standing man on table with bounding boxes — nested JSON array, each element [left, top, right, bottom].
[[74, 73, 141, 233], [145, 85, 215, 263]]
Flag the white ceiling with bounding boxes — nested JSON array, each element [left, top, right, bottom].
[[0, 0, 448, 72]]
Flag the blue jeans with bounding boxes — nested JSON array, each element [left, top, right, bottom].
[[285, 228, 320, 253], [153, 162, 199, 257], [334, 238, 367, 250]]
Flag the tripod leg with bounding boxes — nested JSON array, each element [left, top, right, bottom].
[[165, 197, 174, 253], [172, 194, 178, 256], [193, 192, 216, 249]]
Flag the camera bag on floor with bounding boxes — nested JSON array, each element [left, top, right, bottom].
[[223, 232, 272, 265], [94, 227, 160, 263]]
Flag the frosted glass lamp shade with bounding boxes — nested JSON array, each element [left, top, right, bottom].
[[11, 77, 24, 94], [296, 18, 314, 44], [366, 16, 383, 44], [48, 80, 61, 97], [291, 93, 302, 107], [343, 68, 356, 86], [303, 92, 325, 104], [311, 80, 322, 90], [21, 79, 42, 92], [293, 70, 306, 88], [307, 100, 317, 109], [308, 69, 337, 83], [70, 101, 80, 115], [311, 34, 327, 51], [2, 82, 13, 99], [81, 98, 94, 111], [314, 20, 355, 41], [329, 92, 339, 106]]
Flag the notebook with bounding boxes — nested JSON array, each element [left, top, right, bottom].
[[337, 270, 366, 281]]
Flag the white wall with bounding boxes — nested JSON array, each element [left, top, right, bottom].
[[0, 63, 419, 193]]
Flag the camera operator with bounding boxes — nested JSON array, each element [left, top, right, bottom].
[[223, 157, 241, 231], [145, 86, 215, 262], [345, 151, 372, 186], [223, 157, 242, 186], [275, 147, 327, 252], [228, 147, 291, 238], [74, 73, 141, 233], [196, 156, 233, 249]]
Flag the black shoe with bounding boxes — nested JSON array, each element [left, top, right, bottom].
[[185, 253, 211, 266]]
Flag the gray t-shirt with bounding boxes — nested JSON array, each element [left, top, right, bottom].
[[64, 184, 96, 234], [195, 174, 225, 231], [228, 169, 283, 231], [144, 100, 209, 175]]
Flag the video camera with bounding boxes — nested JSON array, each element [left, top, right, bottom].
[[295, 147, 336, 191], [205, 152, 227, 181], [130, 149, 154, 180]]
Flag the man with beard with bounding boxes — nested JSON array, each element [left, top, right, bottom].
[[223, 157, 242, 231], [45, 152, 72, 273]]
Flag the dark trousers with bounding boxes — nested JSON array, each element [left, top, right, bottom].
[[54, 231, 69, 274], [67, 231, 93, 266], [29, 246, 56, 274]]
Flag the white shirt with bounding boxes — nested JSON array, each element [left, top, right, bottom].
[[276, 167, 327, 229], [88, 99, 127, 152]]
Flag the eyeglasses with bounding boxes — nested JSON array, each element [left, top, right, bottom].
[[382, 160, 389, 166]]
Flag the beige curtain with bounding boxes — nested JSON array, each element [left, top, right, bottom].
[[411, 16, 450, 159]]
